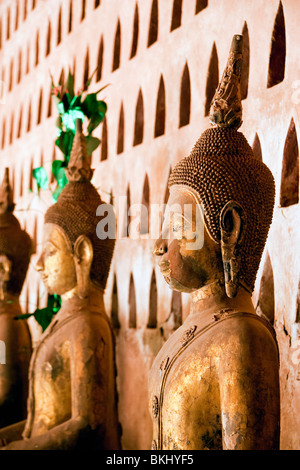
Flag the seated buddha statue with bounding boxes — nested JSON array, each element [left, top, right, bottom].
[[0, 168, 32, 429], [0, 121, 121, 450], [149, 35, 280, 450]]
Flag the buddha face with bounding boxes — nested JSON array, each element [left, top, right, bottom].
[[36, 224, 77, 296], [154, 186, 223, 293]]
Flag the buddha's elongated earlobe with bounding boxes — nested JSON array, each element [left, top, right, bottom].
[[74, 235, 93, 299], [220, 201, 245, 298]]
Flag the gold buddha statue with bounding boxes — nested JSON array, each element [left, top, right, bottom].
[[149, 35, 280, 450], [0, 121, 121, 449], [0, 168, 32, 429]]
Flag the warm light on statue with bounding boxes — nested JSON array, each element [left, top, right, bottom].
[[149, 35, 280, 451], [0, 122, 120, 450]]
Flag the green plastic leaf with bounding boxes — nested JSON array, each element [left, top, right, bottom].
[[52, 161, 68, 189], [52, 185, 63, 202], [87, 112, 104, 135], [62, 93, 71, 113], [52, 160, 64, 178], [14, 295, 61, 332], [65, 71, 75, 100], [57, 101, 65, 115], [97, 100, 107, 115], [62, 108, 84, 133], [82, 93, 98, 119], [56, 167, 68, 188], [70, 95, 82, 109], [14, 313, 33, 321], [85, 136, 101, 156], [33, 167, 49, 191], [55, 131, 74, 159]]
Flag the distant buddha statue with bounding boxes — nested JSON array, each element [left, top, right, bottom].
[[149, 35, 280, 450], [0, 168, 32, 429], [0, 121, 121, 450]]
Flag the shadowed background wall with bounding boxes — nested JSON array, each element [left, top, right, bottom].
[[0, 0, 299, 450]]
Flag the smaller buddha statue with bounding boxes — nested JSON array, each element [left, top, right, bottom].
[[149, 35, 280, 450], [0, 168, 32, 429], [0, 121, 121, 449]]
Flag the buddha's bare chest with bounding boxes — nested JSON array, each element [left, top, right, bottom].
[[149, 321, 224, 450]]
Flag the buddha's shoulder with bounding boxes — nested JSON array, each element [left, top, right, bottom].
[[210, 311, 276, 341], [51, 308, 112, 339]]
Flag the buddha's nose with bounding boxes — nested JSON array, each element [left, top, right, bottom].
[[153, 237, 168, 257], [35, 253, 44, 273]]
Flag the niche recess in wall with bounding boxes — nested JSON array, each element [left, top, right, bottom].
[[24, 0, 27, 21], [37, 89, 43, 125], [96, 36, 104, 82], [147, 270, 157, 328], [26, 44, 30, 74], [68, 0, 73, 33], [280, 118, 299, 207], [35, 31, 39, 66], [1, 119, 6, 149], [17, 106, 22, 138], [179, 62, 191, 127], [241, 21, 249, 100], [267, 1, 286, 88], [7, 8, 10, 40], [15, 1, 19, 31], [9, 114, 14, 145], [101, 116, 108, 161], [195, 0, 208, 14], [171, 290, 182, 329], [111, 274, 120, 329], [117, 102, 125, 155], [129, 274, 137, 328], [26, 101, 31, 133], [296, 279, 300, 323], [46, 20, 51, 56], [83, 48, 89, 87], [47, 86, 52, 117], [154, 75, 165, 138], [130, 4, 139, 59], [81, 0, 86, 21], [252, 133, 263, 162], [9, 60, 13, 92], [57, 7, 62, 45], [17, 50, 22, 83], [133, 89, 144, 146], [205, 43, 219, 116], [148, 0, 158, 47], [29, 159, 33, 191], [140, 174, 150, 235], [112, 19, 121, 72], [122, 186, 131, 238], [256, 252, 275, 325], [170, 0, 182, 31]]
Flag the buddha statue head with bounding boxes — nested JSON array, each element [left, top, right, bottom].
[[36, 120, 115, 299], [155, 35, 275, 298], [0, 168, 32, 299]]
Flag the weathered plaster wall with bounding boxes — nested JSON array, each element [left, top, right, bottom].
[[0, 0, 299, 450]]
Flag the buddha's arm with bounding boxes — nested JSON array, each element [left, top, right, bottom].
[[218, 317, 280, 450], [1, 317, 112, 450]]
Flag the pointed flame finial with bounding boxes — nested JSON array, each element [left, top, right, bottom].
[[209, 34, 243, 130], [0, 168, 15, 215], [66, 119, 94, 182]]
